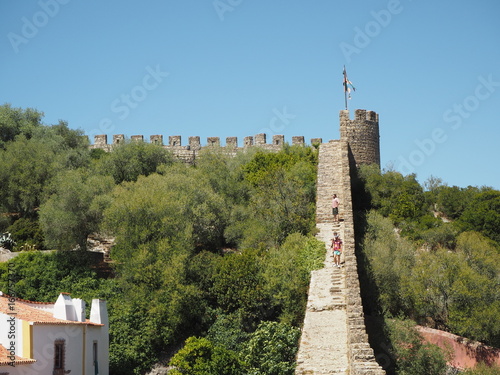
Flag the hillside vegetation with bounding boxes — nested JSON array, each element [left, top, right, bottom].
[[353, 165, 500, 374], [0, 104, 324, 374]]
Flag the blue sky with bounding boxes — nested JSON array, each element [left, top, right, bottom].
[[1, 0, 499, 189]]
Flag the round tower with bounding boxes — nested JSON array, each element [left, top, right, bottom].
[[339, 109, 380, 167]]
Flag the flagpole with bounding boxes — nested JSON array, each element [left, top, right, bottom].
[[343, 66, 348, 110]]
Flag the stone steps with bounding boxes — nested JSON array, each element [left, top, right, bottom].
[[296, 142, 350, 374]]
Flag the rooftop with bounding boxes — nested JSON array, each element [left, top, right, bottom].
[[0, 294, 102, 326], [0, 345, 36, 366]]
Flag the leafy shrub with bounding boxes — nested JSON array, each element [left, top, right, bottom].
[[169, 337, 245, 375], [7, 217, 45, 250], [386, 318, 450, 375], [243, 321, 301, 375]]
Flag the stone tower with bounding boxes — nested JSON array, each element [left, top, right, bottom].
[[339, 109, 380, 167]]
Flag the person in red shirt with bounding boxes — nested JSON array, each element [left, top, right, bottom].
[[330, 232, 343, 268]]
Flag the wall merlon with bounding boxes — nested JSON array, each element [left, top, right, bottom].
[[169, 135, 182, 147], [189, 136, 201, 150], [94, 134, 107, 145], [150, 135, 163, 145], [113, 134, 125, 144], [311, 137, 323, 145], [244, 136, 253, 147], [226, 137, 238, 148], [273, 134, 284, 146], [255, 133, 266, 145], [207, 137, 220, 147], [131, 135, 144, 142], [292, 136, 305, 145]]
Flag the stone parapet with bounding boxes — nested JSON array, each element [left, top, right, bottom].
[[89, 134, 321, 163]]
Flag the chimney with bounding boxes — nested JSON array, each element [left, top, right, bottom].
[[90, 299, 108, 326], [73, 298, 86, 322], [53, 293, 77, 321]]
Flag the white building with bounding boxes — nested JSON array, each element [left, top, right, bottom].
[[0, 292, 108, 375]]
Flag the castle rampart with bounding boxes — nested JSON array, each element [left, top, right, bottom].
[[90, 133, 323, 163]]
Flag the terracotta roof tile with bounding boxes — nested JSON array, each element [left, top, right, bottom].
[[0, 295, 102, 326], [0, 345, 36, 366]]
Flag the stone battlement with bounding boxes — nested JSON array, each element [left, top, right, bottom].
[[90, 134, 323, 164], [90, 133, 323, 150]]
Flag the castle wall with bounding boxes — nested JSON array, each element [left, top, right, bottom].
[[89, 133, 321, 163]]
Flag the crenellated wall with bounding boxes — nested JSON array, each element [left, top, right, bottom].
[[90, 133, 323, 163]]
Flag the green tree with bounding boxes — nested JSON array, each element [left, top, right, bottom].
[[386, 318, 449, 375], [243, 321, 301, 375], [447, 232, 500, 346], [169, 337, 245, 375], [103, 166, 227, 253], [6, 217, 45, 249], [361, 211, 416, 315], [460, 190, 500, 243], [210, 248, 272, 330], [357, 165, 426, 224], [0, 136, 59, 216], [0, 104, 43, 148], [96, 140, 176, 184], [39, 168, 114, 250], [234, 147, 317, 247], [262, 233, 325, 325], [102, 168, 227, 373], [0, 251, 107, 303]]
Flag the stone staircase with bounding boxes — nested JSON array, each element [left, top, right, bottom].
[[295, 141, 385, 375], [315, 140, 342, 225]]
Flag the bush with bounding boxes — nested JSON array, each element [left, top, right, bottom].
[[169, 337, 245, 375], [386, 318, 450, 375], [7, 217, 45, 250], [462, 363, 500, 375], [243, 321, 301, 375]]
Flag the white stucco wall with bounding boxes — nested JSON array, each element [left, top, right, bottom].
[[0, 311, 25, 358]]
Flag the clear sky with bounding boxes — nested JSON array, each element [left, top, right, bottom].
[[1, 0, 499, 189]]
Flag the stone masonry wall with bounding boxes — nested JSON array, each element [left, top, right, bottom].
[[340, 109, 380, 167], [340, 140, 385, 375], [90, 133, 322, 164]]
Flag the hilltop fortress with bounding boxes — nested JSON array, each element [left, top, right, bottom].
[[90, 109, 385, 375]]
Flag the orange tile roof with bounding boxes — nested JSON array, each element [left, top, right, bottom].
[[0, 344, 36, 366], [0, 295, 102, 326]]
